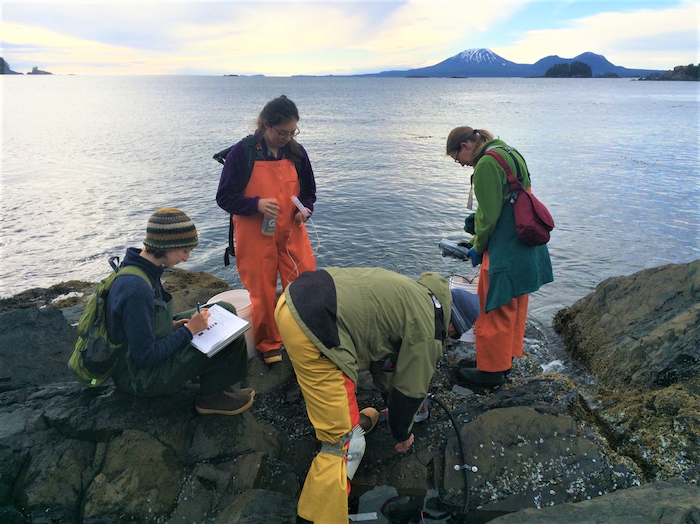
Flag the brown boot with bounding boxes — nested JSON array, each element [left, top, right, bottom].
[[225, 385, 255, 398], [263, 348, 282, 364], [359, 407, 379, 434], [196, 388, 254, 415]]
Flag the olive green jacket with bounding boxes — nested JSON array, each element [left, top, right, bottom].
[[284, 267, 451, 441]]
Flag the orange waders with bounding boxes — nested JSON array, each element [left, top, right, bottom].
[[233, 159, 316, 357], [473, 250, 529, 372], [275, 294, 359, 524]]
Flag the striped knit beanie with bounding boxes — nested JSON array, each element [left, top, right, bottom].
[[143, 208, 198, 250]]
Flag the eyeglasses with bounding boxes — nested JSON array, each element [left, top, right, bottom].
[[273, 126, 300, 138], [453, 145, 462, 163]]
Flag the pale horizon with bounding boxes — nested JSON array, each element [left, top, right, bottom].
[[1, 0, 698, 76]]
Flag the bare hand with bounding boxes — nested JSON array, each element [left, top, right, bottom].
[[395, 433, 414, 453], [185, 308, 211, 334], [294, 207, 312, 223], [172, 319, 188, 331], [258, 198, 279, 219]]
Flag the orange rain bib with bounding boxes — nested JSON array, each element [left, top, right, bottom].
[[233, 159, 316, 354]]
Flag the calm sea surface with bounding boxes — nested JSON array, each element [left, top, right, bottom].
[[2, 76, 698, 330]]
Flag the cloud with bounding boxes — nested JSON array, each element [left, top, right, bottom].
[[493, 1, 700, 68], [2, 1, 417, 75], [1, 0, 696, 74]]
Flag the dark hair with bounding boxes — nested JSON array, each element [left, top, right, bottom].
[[446, 127, 494, 156], [257, 95, 303, 163], [144, 245, 168, 259]]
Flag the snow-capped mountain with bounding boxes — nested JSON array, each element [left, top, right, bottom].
[[363, 48, 662, 78], [455, 49, 514, 66]]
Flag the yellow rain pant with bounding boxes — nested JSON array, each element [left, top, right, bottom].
[[275, 294, 359, 524], [474, 250, 529, 372]]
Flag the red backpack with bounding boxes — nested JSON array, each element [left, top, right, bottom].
[[484, 148, 554, 246]]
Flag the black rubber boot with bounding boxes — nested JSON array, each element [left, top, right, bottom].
[[456, 367, 505, 388]]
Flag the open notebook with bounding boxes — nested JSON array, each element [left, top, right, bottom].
[[190, 304, 251, 357]]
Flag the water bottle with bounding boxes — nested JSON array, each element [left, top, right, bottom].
[[261, 215, 276, 236]]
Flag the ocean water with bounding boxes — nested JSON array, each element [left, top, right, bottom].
[[1, 76, 698, 330]]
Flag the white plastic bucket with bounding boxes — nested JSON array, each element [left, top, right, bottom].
[[208, 289, 256, 359], [449, 275, 479, 343]]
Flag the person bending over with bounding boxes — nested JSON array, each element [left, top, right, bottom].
[[274, 267, 478, 524]]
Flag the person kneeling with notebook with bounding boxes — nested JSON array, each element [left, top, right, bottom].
[[107, 207, 253, 415]]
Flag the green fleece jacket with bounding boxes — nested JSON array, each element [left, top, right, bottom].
[[284, 267, 451, 442], [469, 139, 553, 312], [470, 138, 531, 254]]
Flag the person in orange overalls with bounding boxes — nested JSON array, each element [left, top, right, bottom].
[[216, 96, 316, 364]]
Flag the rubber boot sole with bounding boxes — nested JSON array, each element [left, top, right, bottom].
[[196, 394, 254, 416]]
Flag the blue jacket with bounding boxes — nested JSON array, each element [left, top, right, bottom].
[[105, 247, 192, 368]]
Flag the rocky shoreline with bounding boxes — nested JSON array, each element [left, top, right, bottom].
[[1, 261, 698, 523]]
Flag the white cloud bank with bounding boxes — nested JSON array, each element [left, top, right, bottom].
[[493, 1, 700, 69], [1, 0, 696, 74]]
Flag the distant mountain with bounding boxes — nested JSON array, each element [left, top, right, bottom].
[[362, 49, 663, 78]]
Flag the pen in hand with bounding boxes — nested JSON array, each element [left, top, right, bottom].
[[197, 302, 201, 314]]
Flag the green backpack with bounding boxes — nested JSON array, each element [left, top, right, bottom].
[[68, 262, 151, 387]]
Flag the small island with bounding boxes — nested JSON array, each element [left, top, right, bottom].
[[639, 63, 699, 81], [0, 57, 22, 75], [27, 65, 53, 75], [0, 58, 54, 75]]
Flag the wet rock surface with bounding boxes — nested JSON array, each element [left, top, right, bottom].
[[554, 259, 700, 484], [1, 262, 698, 523]]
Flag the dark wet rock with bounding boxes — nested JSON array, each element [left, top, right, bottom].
[[82, 429, 182, 522], [443, 405, 641, 511], [0, 306, 77, 392], [212, 489, 297, 524], [1, 266, 698, 523], [554, 260, 700, 483], [0, 506, 23, 524], [0, 381, 286, 523], [0, 280, 94, 313], [553, 260, 700, 388], [243, 350, 296, 396], [186, 412, 283, 464], [488, 478, 700, 524]]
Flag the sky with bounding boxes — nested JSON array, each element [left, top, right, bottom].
[[1, 0, 698, 76]]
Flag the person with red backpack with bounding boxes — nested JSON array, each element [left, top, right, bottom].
[[446, 127, 553, 389], [216, 96, 317, 365]]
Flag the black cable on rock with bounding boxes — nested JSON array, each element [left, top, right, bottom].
[[429, 394, 470, 517]]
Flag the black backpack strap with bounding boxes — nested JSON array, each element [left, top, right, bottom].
[[213, 146, 232, 165], [224, 134, 261, 266], [108, 256, 121, 272], [218, 134, 302, 267]]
